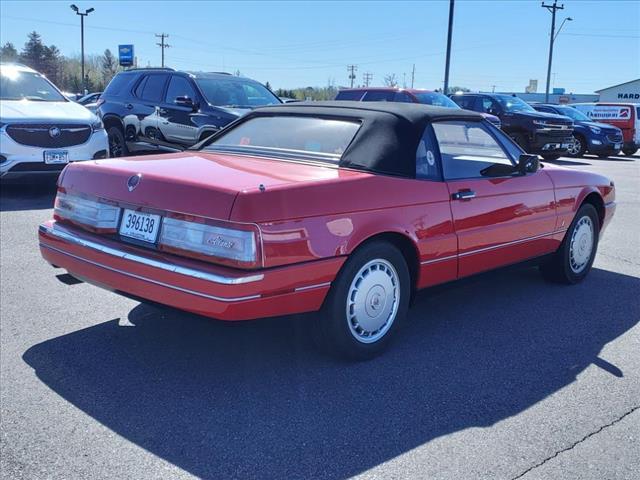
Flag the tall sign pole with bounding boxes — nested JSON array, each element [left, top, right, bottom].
[[443, 0, 455, 95]]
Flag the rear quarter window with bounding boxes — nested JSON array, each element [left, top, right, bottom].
[[103, 73, 137, 96], [335, 90, 365, 101]]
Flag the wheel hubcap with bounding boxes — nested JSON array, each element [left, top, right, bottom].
[[569, 216, 594, 273], [568, 137, 581, 155], [346, 259, 400, 344]]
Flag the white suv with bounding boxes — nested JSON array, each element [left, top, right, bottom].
[[1, 63, 109, 180]]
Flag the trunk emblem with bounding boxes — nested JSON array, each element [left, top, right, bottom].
[[127, 174, 142, 192]]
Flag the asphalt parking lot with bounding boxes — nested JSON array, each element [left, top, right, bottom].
[[1, 154, 638, 480]]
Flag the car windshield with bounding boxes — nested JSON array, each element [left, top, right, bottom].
[[195, 78, 280, 108], [413, 92, 459, 109], [204, 115, 361, 164], [0, 67, 66, 102], [555, 106, 591, 122], [495, 95, 535, 113]]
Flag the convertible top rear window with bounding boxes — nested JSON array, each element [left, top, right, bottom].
[[205, 116, 361, 163]]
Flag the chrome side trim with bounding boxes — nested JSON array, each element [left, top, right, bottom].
[[420, 229, 567, 265], [294, 282, 332, 292], [420, 254, 458, 266], [458, 229, 566, 257], [40, 243, 261, 303], [39, 224, 264, 285]]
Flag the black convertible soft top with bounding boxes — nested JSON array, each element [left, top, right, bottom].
[[209, 101, 485, 178]]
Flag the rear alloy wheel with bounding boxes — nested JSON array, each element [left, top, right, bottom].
[[107, 126, 128, 158], [566, 134, 586, 157], [540, 203, 599, 284], [316, 241, 410, 360]]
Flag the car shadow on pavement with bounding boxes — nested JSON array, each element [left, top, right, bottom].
[[0, 180, 57, 212], [23, 267, 640, 479]]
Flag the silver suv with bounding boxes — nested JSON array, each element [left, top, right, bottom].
[[0, 63, 109, 180]]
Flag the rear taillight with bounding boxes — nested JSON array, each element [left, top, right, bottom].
[[159, 216, 261, 269], [54, 191, 120, 232]]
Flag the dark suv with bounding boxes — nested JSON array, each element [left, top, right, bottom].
[[97, 68, 281, 157], [531, 103, 623, 158], [450, 93, 574, 159]]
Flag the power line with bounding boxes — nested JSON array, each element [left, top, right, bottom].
[[155, 33, 170, 68], [347, 65, 357, 88], [363, 72, 373, 87]]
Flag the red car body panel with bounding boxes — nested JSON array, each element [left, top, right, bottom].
[[39, 149, 615, 322]]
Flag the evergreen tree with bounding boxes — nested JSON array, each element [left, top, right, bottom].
[[101, 49, 118, 84], [0, 42, 18, 62]]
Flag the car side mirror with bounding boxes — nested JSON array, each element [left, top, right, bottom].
[[518, 154, 540, 174], [175, 96, 197, 110]]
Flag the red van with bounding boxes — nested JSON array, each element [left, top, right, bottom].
[[573, 103, 640, 156]]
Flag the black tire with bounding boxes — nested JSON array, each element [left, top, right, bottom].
[[540, 203, 599, 284], [541, 154, 561, 160], [509, 132, 530, 152], [107, 126, 128, 158], [315, 241, 411, 360], [622, 147, 638, 156], [567, 134, 587, 158]]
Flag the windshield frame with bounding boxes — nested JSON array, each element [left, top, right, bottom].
[[413, 92, 460, 109], [194, 77, 281, 108], [0, 68, 67, 102], [554, 106, 591, 122], [494, 95, 535, 113]]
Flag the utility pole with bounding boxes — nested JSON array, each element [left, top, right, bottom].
[[542, 0, 564, 102], [70, 4, 94, 95], [443, 0, 454, 95], [155, 33, 171, 68], [347, 65, 358, 88], [363, 72, 373, 87], [411, 64, 415, 88], [491, 85, 496, 93]]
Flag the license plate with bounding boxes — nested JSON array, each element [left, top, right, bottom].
[[44, 150, 69, 164], [561, 143, 571, 149], [119, 209, 162, 244], [615, 143, 622, 150]]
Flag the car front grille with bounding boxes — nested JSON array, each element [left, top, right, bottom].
[[607, 133, 623, 143], [6, 123, 92, 148]]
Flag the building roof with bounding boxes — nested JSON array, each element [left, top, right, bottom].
[[595, 79, 640, 93]]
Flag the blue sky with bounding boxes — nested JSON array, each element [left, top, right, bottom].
[[1, 0, 638, 92]]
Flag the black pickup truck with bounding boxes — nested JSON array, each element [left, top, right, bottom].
[[451, 93, 574, 159]]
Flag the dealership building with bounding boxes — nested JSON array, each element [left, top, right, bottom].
[[595, 79, 640, 102], [483, 79, 639, 105]]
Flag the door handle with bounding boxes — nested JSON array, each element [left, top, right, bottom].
[[125, 103, 133, 110], [452, 190, 476, 200]]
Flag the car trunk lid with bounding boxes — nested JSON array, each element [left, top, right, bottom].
[[59, 151, 360, 220]]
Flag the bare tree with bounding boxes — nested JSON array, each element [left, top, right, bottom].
[[383, 73, 398, 88]]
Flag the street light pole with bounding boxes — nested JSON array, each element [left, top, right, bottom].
[[542, 1, 563, 103], [70, 4, 94, 95]]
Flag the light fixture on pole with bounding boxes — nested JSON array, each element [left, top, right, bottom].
[[70, 4, 94, 95]]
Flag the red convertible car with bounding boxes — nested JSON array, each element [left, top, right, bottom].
[[39, 102, 615, 359]]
